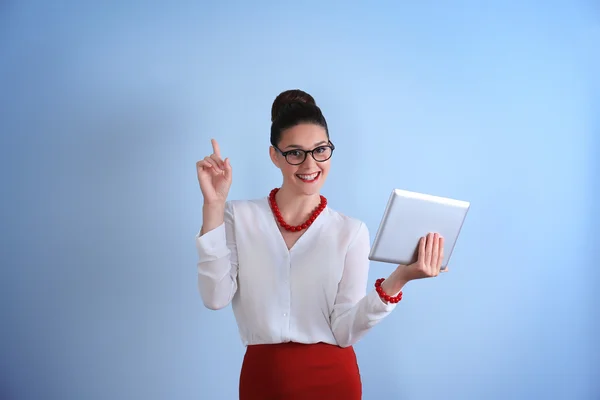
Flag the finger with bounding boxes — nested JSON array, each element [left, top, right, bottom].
[[211, 138, 221, 158], [416, 236, 426, 264], [431, 233, 439, 275], [197, 160, 212, 170], [204, 156, 222, 172], [223, 158, 232, 180], [198, 160, 221, 176], [210, 153, 225, 169], [204, 158, 224, 176], [424, 233, 433, 267], [438, 236, 445, 271]]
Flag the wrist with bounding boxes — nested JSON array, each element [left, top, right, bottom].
[[201, 202, 226, 235], [375, 277, 404, 304], [381, 269, 409, 295], [203, 201, 225, 210]]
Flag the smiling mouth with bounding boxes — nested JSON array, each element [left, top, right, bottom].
[[296, 172, 321, 182]]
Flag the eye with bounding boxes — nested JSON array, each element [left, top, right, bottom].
[[314, 146, 327, 153], [288, 150, 303, 157]]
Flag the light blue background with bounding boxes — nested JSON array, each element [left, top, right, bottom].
[[1, 1, 598, 399]]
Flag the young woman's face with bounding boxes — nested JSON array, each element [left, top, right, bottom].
[[270, 123, 332, 197]]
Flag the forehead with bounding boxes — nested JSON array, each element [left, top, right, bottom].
[[279, 123, 329, 149]]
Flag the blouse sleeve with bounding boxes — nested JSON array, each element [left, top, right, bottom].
[[329, 221, 398, 347], [195, 201, 239, 310]]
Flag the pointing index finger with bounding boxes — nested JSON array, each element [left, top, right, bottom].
[[211, 138, 221, 158]]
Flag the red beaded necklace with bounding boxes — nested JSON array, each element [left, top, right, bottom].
[[268, 188, 327, 232]]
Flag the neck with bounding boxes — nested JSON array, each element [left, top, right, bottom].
[[274, 185, 322, 224]]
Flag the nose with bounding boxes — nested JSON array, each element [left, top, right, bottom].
[[301, 153, 318, 169]]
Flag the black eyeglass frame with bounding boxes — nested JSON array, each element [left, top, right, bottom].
[[274, 141, 336, 165]]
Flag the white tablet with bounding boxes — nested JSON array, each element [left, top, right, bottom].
[[368, 189, 470, 269]]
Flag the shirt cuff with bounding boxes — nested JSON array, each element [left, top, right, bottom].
[[195, 223, 228, 260], [367, 288, 398, 313]]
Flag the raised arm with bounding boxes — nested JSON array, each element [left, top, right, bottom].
[[195, 138, 237, 310]]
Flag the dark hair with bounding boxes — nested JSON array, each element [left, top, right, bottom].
[[270, 89, 329, 147]]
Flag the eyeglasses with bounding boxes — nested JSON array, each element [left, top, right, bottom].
[[275, 142, 335, 165]]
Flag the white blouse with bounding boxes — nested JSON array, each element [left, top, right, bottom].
[[195, 197, 398, 348]]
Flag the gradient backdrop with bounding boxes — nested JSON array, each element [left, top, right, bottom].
[[1, 1, 598, 399]]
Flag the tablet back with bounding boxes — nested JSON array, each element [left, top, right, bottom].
[[368, 189, 470, 268]]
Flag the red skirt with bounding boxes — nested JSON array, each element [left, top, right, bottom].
[[239, 342, 362, 399]]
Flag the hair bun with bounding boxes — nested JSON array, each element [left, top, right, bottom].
[[271, 89, 316, 122]]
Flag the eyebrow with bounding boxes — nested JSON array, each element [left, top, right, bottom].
[[284, 141, 328, 150]]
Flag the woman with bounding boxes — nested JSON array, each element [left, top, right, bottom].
[[195, 89, 445, 399]]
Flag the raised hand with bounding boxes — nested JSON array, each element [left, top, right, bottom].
[[196, 139, 232, 205], [402, 233, 446, 280]]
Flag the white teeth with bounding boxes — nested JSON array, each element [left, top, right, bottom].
[[297, 172, 319, 181]]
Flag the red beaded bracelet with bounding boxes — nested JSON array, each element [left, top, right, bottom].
[[375, 278, 403, 303]]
